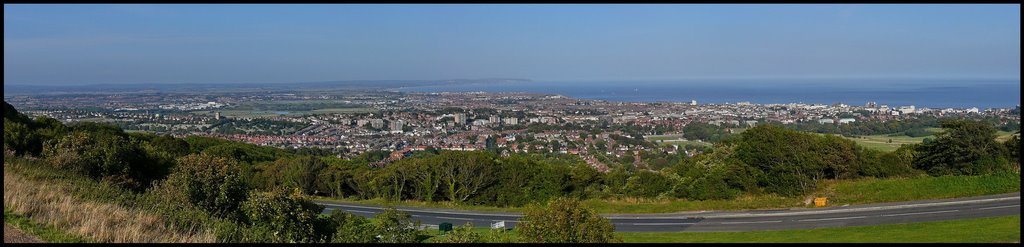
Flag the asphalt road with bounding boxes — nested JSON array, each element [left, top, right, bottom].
[[317, 192, 1020, 232]]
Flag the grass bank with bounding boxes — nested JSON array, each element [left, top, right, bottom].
[[5, 208, 90, 243], [3, 162, 217, 243], [820, 172, 1020, 205], [417, 215, 1020, 243], [618, 215, 1021, 243], [319, 172, 1019, 214]]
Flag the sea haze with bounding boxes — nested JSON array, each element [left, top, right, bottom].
[[398, 79, 1022, 109]]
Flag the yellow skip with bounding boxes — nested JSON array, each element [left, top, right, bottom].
[[814, 197, 828, 207]]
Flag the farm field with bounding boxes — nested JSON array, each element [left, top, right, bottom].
[[192, 107, 377, 118], [845, 128, 1018, 152]]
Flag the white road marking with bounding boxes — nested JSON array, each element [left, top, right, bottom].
[[719, 220, 783, 225], [433, 216, 476, 221], [881, 210, 959, 217], [699, 195, 1020, 219], [978, 205, 1019, 210], [343, 209, 376, 214], [317, 203, 522, 217], [630, 223, 697, 226], [798, 216, 867, 222]]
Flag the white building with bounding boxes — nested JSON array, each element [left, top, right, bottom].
[[454, 113, 467, 125], [899, 106, 916, 115], [389, 120, 404, 133], [370, 119, 385, 129]]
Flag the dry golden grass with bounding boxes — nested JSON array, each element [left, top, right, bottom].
[[3, 171, 216, 243]]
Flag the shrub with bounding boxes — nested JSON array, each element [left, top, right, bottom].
[[43, 131, 156, 190], [369, 208, 422, 243], [623, 170, 673, 198], [858, 145, 921, 178], [914, 119, 1011, 176], [156, 154, 249, 219], [904, 128, 933, 137], [326, 210, 375, 243], [430, 223, 481, 243], [4, 119, 41, 156], [240, 189, 327, 243], [517, 197, 620, 243]]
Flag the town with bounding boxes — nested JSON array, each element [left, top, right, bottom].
[[6, 89, 1018, 173]]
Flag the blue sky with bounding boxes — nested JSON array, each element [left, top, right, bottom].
[[3, 4, 1020, 85]]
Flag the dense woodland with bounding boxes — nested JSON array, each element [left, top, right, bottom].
[[3, 100, 1020, 243]]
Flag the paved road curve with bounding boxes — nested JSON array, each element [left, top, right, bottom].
[[317, 192, 1020, 232]]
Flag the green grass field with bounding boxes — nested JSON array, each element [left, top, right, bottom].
[[644, 135, 682, 141], [419, 216, 1020, 243], [846, 134, 932, 152], [192, 107, 377, 118], [657, 139, 713, 147], [822, 172, 1021, 205], [844, 128, 1018, 152], [618, 215, 1020, 243], [4, 208, 91, 243], [996, 131, 1020, 142]]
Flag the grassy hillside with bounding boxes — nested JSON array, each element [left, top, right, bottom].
[[819, 172, 1020, 205]]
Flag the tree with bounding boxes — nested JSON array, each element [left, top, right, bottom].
[[475, 155, 566, 207], [315, 164, 357, 198], [517, 197, 620, 243], [409, 159, 441, 202], [734, 124, 860, 196], [31, 116, 69, 150], [671, 145, 759, 200], [4, 119, 39, 156], [858, 144, 920, 178], [282, 156, 328, 195], [602, 167, 630, 195], [3, 101, 33, 126], [371, 162, 411, 201], [435, 151, 496, 202], [566, 163, 602, 198], [149, 134, 191, 157], [157, 153, 250, 219], [913, 119, 1011, 176], [623, 170, 673, 198], [1004, 135, 1019, 166], [43, 130, 156, 190], [682, 122, 728, 142]]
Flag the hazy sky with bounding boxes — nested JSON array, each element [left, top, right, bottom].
[[4, 4, 1020, 85]]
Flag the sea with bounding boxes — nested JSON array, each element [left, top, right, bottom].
[[398, 79, 1021, 109]]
